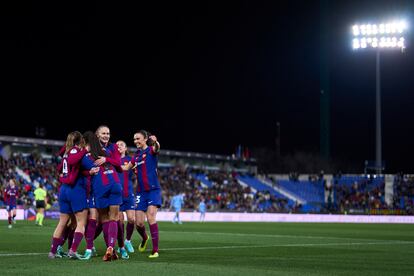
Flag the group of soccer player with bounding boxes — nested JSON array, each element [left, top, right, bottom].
[[48, 125, 162, 261]]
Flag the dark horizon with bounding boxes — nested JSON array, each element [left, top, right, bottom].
[[1, 0, 414, 172]]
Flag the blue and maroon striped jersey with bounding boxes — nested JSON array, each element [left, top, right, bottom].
[[119, 156, 134, 198], [58, 146, 86, 185], [131, 146, 160, 192], [102, 143, 123, 173], [4, 186, 18, 205], [81, 153, 120, 188]]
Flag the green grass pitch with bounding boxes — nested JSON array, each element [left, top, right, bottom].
[[1, 220, 414, 275]]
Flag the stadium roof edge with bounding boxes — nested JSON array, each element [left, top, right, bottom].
[[0, 135, 256, 163]]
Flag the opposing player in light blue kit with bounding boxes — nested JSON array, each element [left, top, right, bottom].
[[170, 192, 184, 224], [198, 197, 206, 222]]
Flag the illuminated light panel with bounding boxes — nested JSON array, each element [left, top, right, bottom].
[[351, 20, 408, 49]]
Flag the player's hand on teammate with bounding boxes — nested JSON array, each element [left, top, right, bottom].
[[89, 167, 100, 175], [94, 156, 106, 166]]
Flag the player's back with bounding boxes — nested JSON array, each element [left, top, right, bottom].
[[81, 153, 120, 187], [59, 146, 86, 185]]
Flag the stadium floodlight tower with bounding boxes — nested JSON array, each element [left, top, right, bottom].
[[352, 20, 408, 175]]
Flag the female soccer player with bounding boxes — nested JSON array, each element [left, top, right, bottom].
[[48, 131, 90, 259], [125, 130, 161, 258], [79, 131, 100, 260], [116, 140, 136, 258], [198, 197, 206, 222], [4, 179, 19, 228], [170, 192, 184, 224], [81, 125, 122, 261]]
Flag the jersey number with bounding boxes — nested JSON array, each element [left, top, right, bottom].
[[62, 159, 68, 174], [136, 195, 141, 204]]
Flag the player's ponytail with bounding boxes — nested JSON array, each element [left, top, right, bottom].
[[84, 131, 106, 159]]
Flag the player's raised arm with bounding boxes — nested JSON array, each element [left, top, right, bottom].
[[149, 135, 160, 154]]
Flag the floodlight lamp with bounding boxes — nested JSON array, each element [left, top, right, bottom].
[[352, 20, 408, 49]]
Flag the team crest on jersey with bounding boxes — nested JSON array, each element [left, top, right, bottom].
[[70, 148, 78, 154]]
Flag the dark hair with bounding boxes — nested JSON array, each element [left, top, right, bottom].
[[136, 129, 154, 146], [83, 131, 105, 159]]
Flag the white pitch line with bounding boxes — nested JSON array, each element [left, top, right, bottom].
[[161, 240, 414, 251], [161, 230, 403, 242], [1, 240, 413, 257], [0, 253, 45, 257]]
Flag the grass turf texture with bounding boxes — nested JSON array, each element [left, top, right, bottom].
[[1, 220, 414, 275]]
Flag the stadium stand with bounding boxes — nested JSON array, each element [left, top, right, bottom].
[[0, 135, 411, 215]]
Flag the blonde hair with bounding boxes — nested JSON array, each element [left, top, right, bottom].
[[65, 131, 84, 154]]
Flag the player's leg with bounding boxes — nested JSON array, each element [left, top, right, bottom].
[[147, 205, 159, 258], [7, 208, 12, 228], [107, 182, 122, 261], [82, 207, 98, 260], [12, 208, 16, 224], [67, 218, 76, 251], [68, 209, 88, 259], [98, 208, 110, 246], [35, 201, 42, 225], [38, 207, 45, 226], [49, 213, 70, 258], [177, 210, 182, 224], [135, 192, 149, 253], [99, 207, 113, 261], [117, 211, 129, 259], [135, 210, 148, 252], [103, 205, 119, 261], [172, 207, 177, 223], [124, 209, 136, 253]]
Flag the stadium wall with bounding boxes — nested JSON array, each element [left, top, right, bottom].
[[2, 210, 414, 223], [156, 212, 414, 223]]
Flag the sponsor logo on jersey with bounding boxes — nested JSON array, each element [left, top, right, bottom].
[[103, 169, 114, 175]]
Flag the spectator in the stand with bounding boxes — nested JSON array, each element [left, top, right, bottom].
[[324, 179, 333, 212]]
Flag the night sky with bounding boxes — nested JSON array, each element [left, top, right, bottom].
[[1, 0, 414, 172]]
